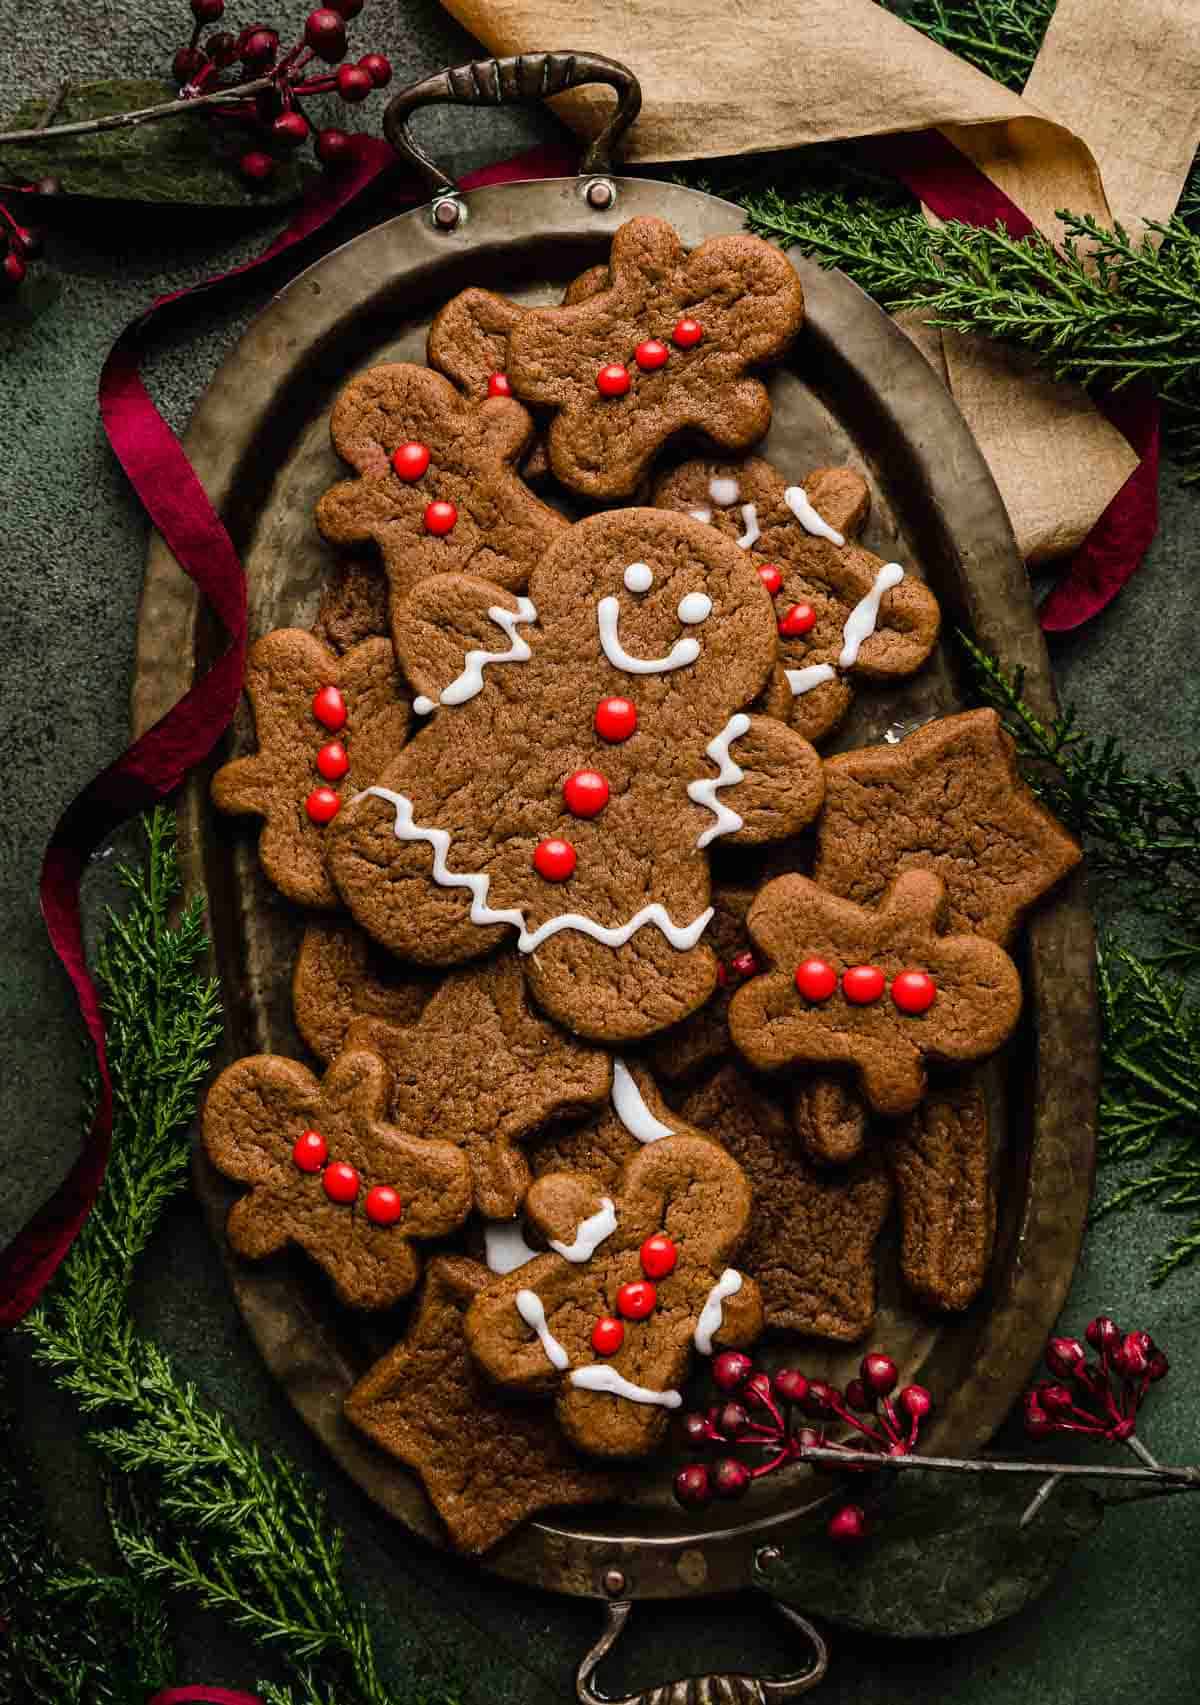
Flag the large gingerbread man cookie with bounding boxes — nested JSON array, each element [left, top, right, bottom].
[[729, 869, 1022, 1115], [504, 218, 805, 499], [464, 1134, 764, 1459], [654, 457, 941, 743], [211, 630, 411, 909], [314, 363, 568, 634], [327, 509, 825, 1043], [201, 1048, 473, 1309]]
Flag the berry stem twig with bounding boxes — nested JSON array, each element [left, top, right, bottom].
[[795, 1444, 1200, 1488], [0, 76, 276, 148]]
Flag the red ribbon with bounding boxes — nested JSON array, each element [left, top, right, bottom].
[[149, 1690, 265, 1704], [0, 137, 576, 1329], [862, 127, 1160, 630]]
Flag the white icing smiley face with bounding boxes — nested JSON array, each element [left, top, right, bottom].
[[599, 562, 715, 675]]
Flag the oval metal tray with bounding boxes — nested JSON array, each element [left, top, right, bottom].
[[133, 170, 1097, 1609]]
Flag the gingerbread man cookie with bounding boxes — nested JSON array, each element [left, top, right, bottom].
[[729, 869, 1022, 1115], [680, 1064, 892, 1340], [201, 1048, 472, 1309], [814, 708, 1082, 944], [211, 630, 411, 909], [292, 919, 437, 1065], [465, 1134, 763, 1459], [327, 509, 825, 1043], [314, 363, 568, 635], [344, 952, 611, 1220], [345, 1257, 628, 1553], [654, 456, 941, 744], [504, 217, 805, 499]]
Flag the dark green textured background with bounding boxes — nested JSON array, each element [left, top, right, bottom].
[[2, 3, 1199, 1698]]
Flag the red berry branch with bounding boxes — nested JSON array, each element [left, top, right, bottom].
[[169, 0, 393, 184], [673, 1348, 934, 1546]]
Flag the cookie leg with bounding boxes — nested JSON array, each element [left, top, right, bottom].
[[890, 1076, 996, 1311], [792, 1075, 868, 1166], [522, 931, 719, 1044]]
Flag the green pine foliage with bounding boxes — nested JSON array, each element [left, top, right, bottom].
[[884, 0, 1055, 89], [9, 810, 460, 1704]]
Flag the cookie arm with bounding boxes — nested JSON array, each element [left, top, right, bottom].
[[712, 716, 825, 845], [390, 574, 534, 710]]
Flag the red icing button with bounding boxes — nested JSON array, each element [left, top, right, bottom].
[[594, 696, 638, 742], [592, 1316, 625, 1356], [640, 1234, 677, 1279], [596, 363, 632, 397], [779, 602, 817, 637], [365, 1184, 403, 1225], [563, 769, 609, 818], [391, 440, 430, 481], [424, 500, 457, 536], [306, 786, 341, 825], [794, 958, 837, 1002], [312, 684, 347, 730], [487, 371, 513, 397], [843, 965, 886, 1005], [292, 1129, 328, 1172], [672, 317, 703, 348], [533, 837, 576, 881], [634, 338, 669, 371], [758, 564, 783, 596], [731, 950, 759, 979], [322, 1161, 360, 1203], [891, 969, 937, 1015], [316, 740, 349, 781], [617, 1279, 657, 1320]]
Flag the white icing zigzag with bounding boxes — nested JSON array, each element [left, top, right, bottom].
[[550, 1198, 617, 1262], [785, 662, 836, 698], [611, 1059, 674, 1143], [439, 597, 536, 707], [569, 1365, 683, 1408], [736, 503, 760, 549], [694, 1268, 743, 1354], [687, 712, 750, 849], [484, 1220, 539, 1274], [366, 789, 714, 955], [839, 564, 905, 669], [784, 485, 845, 546], [516, 1289, 569, 1370]]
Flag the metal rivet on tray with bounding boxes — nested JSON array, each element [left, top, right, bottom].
[[602, 1567, 627, 1595], [431, 195, 463, 231], [755, 1545, 782, 1574], [584, 177, 616, 211]]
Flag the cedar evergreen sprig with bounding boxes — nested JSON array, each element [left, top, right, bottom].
[[884, 0, 1056, 89], [12, 810, 456, 1705]]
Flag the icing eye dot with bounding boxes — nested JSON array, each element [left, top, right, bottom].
[[677, 592, 712, 625], [624, 562, 653, 593]]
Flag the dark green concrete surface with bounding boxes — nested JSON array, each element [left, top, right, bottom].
[[3, 5, 1200, 1700]]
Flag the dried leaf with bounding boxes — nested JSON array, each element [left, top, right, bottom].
[[755, 1471, 1102, 1637], [0, 80, 315, 207]]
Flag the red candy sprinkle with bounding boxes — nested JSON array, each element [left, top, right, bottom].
[[634, 338, 669, 371], [778, 602, 817, 637], [365, 1184, 403, 1225], [591, 1316, 625, 1356], [617, 1279, 657, 1320], [843, 965, 886, 1005], [306, 786, 341, 825], [640, 1234, 678, 1279], [391, 440, 430, 481], [596, 363, 631, 397], [322, 1161, 360, 1203], [487, 372, 512, 398], [533, 838, 577, 881], [424, 500, 457, 536], [730, 950, 759, 979], [891, 969, 937, 1014], [292, 1129, 328, 1172], [594, 696, 638, 742], [794, 957, 837, 1002], [758, 564, 783, 596], [672, 317, 703, 348], [316, 740, 349, 781], [312, 684, 347, 730], [563, 769, 610, 818]]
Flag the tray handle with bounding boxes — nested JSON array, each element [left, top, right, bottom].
[[382, 51, 642, 200], [577, 1600, 829, 1705]]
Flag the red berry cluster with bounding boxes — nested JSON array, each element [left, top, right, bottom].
[[793, 958, 937, 1014], [1024, 1318, 1168, 1445], [306, 682, 349, 824], [170, 0, 393, 185], [291, 1127, 403, 1223], [593, 319, 705, 398], [716, 949, 760, 988], [0, 177, 56, 295], [674, 1348, 933, 1546]]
